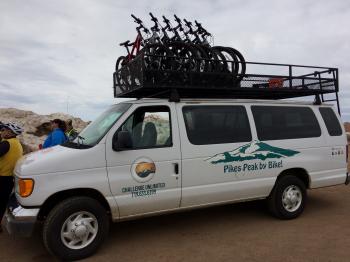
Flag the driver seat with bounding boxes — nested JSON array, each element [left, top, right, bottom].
[[141, 122, 157, 147]]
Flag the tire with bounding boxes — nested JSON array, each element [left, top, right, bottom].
[[141, 43, 173, 86], [190, 44, 209, 73], [212, 46, 239, 75], [167, 42, 200, 72], [142, 43, 173, 70], [165, 42, 200, 86], [268, 175, 306, 220], [226, 47, 246, 85], [213, 46, 246, 86], [115, 56, 129, 91], [43, 197, 110, 261], [189, 44, 209, 86]]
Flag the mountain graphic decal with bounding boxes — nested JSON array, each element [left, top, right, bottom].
[[206, 140, 300, 164]]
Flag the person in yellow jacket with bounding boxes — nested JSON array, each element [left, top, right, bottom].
[[0, 122, 23, 231]]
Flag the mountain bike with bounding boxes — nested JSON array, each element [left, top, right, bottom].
[[184, 18, 246, 84], [182, 18, 229, 87], [161, 15, 200, 73], [147, 14, 200, 86], [116, 14, 172, 90]]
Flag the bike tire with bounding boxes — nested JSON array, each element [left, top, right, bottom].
[[115, 56, 129, 92], [212, 46, 239, 75], [142, 43, 173, 70], [166, 42, 200, 86], [213, 46, 246, 86], [167, 42, 200, 72], [140, 43, 175, 87], [226, 46, 246, 77], [189, 44, 209, 72]]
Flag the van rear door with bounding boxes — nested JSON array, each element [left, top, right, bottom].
[[317, 106, 347, 185]]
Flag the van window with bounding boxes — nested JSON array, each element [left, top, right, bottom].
[[118, 106, 172, 149], [73, 103, 131, 147], [182, 106, 252, 145], [252, 106, 321, 140], [319, 107, 343, 136]]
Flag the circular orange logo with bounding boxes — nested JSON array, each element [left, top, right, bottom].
[[131, 157, 156, 183]]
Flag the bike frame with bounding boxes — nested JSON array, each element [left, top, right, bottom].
[[126, 33, 142, 61]]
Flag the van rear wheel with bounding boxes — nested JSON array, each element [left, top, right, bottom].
[[268, 175, 306, 219], [43, 196, 109, 261]]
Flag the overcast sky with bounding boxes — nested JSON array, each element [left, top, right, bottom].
[[1, 0, 349, 121]]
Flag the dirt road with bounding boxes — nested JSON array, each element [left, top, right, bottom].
[[1, 184, 350, 262]]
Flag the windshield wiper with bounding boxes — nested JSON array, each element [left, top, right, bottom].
[[77, 135, 85, 147], [62, 135, 91, 149]]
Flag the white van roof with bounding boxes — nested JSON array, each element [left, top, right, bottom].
[[122, 98, 335, 107]]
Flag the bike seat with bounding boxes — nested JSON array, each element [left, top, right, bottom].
[[119, 40, 130, 47]]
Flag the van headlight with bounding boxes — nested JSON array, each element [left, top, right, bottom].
[[15, 177, 34, 198]]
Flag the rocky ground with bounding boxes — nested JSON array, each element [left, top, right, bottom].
[[0, 108, 88, 153], [1, 185, 350, 262]]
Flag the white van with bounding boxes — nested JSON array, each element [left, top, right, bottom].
[[3, 98, 348, 260]]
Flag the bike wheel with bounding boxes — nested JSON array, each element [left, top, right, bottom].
[[225, 47, 246, 78], [115, 56, 129, 92], [140, 43, 174, 87], [212, 46, 238, 87], [212, 46, 238, 75], [166, 42, 200, 86], [181, 44, 209, 86], [213, 46, 246, 86], [189, 44, 209, 73], [167, 42, 200, 72], [142, 43, 173, 70]]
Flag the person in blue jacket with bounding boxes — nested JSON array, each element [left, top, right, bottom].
[[42, 119, 67, 148]]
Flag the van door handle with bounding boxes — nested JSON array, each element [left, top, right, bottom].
[[174, 163, 179, 175]]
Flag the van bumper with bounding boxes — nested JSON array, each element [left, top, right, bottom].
[[345, 172, 349, 185], [2, 206, 39, 237]]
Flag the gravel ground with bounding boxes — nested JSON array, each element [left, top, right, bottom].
[[1, 184, 350, 262]]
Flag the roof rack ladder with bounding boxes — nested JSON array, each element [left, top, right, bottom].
[[319, 69, 341, 115]]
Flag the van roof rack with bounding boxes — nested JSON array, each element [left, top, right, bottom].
[[113, 54, 340, 114]]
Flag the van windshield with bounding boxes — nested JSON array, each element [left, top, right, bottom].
[[68, 103, 131, 148]]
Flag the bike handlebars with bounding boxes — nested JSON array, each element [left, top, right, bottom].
[[183, 19, 192, 27], [162, 15, 171, 25], [195, 20, 202, 28], [127, 14, 211, 46], [131, 14, 142, 24], [173, 15, 184, 31], [174, 14, 181, 24], [136, 24, 149, 34], [131, 14, 150, 34], [149, 12, 159, 31], [149, 12, 158, 22]]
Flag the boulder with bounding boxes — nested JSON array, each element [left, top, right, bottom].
[[0, 108, 89, 154]]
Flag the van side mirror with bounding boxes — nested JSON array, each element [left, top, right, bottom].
[[112, 131, 133, 151]]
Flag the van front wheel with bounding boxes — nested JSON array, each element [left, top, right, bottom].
[[268, 175, 306, 219], [43, 196, 109, 261]]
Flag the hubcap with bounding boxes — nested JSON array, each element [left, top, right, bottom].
[[282, 185, 302, 212], [61, 211, 98, 250]]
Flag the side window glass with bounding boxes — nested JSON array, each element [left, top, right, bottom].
[[319, 107, 343, 136], [252, 106, 321, 140], [142, 112, 171, 145], [182, 106, 251, 145], [118, 106, 172, 149]]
